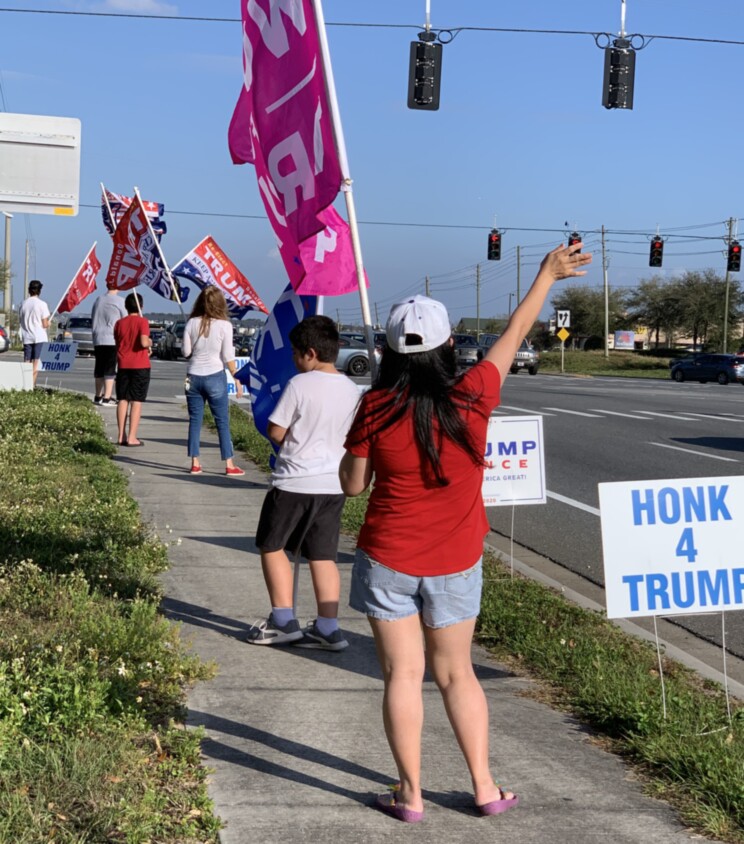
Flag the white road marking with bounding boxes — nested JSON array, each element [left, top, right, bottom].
[[647, 442, 738, 462], [634, 410, 700, 422], [683, 412, 744, 423], [499, 405, 555, 416], [542, 407, 603, 418], [546, 491, 601, 517], [587, 409, 651, 420]]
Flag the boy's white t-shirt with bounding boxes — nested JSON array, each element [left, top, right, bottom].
[[269, 370, 361, 494], [19, 296, 51, 344]]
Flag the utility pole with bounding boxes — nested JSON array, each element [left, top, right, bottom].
[[602, 225, 609, 359], [516, 245, 521, 305], [425, 275, 430, 296], [2, 212, 11, 328], [476, 263, 481, 338], [374, 302, 379, 327], [336, 308, 341, 331], [24, 239, 30, 289], [723, 216, 735, 354]]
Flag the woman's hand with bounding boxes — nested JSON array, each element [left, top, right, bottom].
[[539, 243, 592, 281]]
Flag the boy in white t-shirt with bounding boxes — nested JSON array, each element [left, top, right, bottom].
[[248, 316, 361, 650], [18, 279, 51, 386]]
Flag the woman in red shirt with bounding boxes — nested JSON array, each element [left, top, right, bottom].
[[340, 244, 591, 823], [113, 292, 152, 447]]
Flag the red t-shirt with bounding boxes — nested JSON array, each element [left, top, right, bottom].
[[345, 360, 501, 576], [114, 315, 151, 370]]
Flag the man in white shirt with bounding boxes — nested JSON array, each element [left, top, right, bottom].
[[18, 279, 51, 386]]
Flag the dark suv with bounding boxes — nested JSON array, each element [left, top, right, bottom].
[[479, 334, 539, 375]]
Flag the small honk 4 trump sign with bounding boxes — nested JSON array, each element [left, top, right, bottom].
[[599, 475, 744, 619]]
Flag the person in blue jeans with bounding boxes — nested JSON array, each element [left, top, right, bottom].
[[182, 287, 244, 477]]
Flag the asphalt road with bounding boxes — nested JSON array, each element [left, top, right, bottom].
[[487, 371, 744, 657], [16, 351, 744, 657]]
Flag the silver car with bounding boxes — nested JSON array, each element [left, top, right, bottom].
[[56, 315, 94, 355], [0, 324, 9, 353], [336, 336, 379, 376]]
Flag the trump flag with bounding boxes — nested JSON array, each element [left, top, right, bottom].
[[55, 243, 101, 315], [228, 0, 364, 297], [172, 236, 268, 318], [244, 284, 318, 445], [105, 194, 182, 303]]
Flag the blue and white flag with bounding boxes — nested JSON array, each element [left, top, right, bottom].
[[243, 284, 318, 446]]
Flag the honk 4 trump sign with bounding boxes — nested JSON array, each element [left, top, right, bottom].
[[599, 476, 744, 619]]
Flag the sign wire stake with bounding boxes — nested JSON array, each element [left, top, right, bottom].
[[509, 503, 515, 578], [652, 616, 667, 720], [721, 611, 733, 726]]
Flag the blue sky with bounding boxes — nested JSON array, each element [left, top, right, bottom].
[[1, 0, 743, 326]]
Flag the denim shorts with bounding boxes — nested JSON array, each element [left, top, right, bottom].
[[349, 548, 483, 629]]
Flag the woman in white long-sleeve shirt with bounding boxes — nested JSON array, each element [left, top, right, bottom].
[[182, 287, 244, 476]]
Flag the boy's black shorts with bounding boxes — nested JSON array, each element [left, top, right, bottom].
[[94, 345, 118, 378], [116, 368, 151, 402], [256, 487, 345, 561]]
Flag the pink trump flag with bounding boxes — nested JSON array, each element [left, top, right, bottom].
[[228, 0, 365, 296]]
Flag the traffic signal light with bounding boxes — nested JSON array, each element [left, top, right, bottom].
[[728, 241, 742, 273], [568, 232, 582, 252], [602, 38, 636, 110], [649, 236, 664, 268], [487, 230, 501, 261], [407, 35, 442, 111]]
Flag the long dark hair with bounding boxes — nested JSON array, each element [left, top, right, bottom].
[[347, 341, 484, 486]]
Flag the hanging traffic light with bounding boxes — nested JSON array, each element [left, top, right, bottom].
[[568, 232, 582, 252], [728, 241, 742, 273], [649, 236, 664, 268], [602, 37, 636, 110], [407, 33, 442, 111], [487, 229, 501, 261]]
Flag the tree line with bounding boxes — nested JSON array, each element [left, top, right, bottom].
[[548, 270, 744, 351]]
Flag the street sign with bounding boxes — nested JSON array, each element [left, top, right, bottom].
[[0, 113, 81, 216], [556, 309, 571, 328], [557, 327, 570, 343]]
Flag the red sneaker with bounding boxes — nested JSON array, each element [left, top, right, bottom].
[[190, 466, 203, 475], [225, 466, 245, 477]]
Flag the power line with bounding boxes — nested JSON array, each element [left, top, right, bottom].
[[1, 7, 744, 49]]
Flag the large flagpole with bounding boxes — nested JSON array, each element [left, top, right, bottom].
[[50, 242, 98, 320], [133, 187, 185, 317], [311, 0, 377, 377]]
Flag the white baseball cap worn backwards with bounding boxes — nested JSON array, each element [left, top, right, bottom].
[[386, 295, 452, 354]]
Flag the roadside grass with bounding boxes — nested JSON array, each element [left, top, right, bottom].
[[540, 349, 672, 378], [0, 391, 220, 843], [226, 401, 744, 842]]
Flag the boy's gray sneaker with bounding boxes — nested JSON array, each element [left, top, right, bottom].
[[246, 614, 303, 645], [293, 620, 349, 651]]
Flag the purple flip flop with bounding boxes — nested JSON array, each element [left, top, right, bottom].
[[477, 787, 519, 816], [375, 792, 424, 824]]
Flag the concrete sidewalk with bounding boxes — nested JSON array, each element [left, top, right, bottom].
[[103, 396, 706, 844]]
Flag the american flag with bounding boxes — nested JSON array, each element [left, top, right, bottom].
[[101, 187, 167, 239]]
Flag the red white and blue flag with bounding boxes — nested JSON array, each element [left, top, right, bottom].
[[105, 194, 186, 302], [101, 187, 167, 239], [228, 0, 365, 297], [172, 236, 268, 318]]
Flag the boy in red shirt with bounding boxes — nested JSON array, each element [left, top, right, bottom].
[[113, 292, 152, 447]]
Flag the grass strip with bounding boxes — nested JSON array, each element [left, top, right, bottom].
[[540, 349, 672, 378], [0, 391, 220, 843], [225, 401, 744, 842]]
